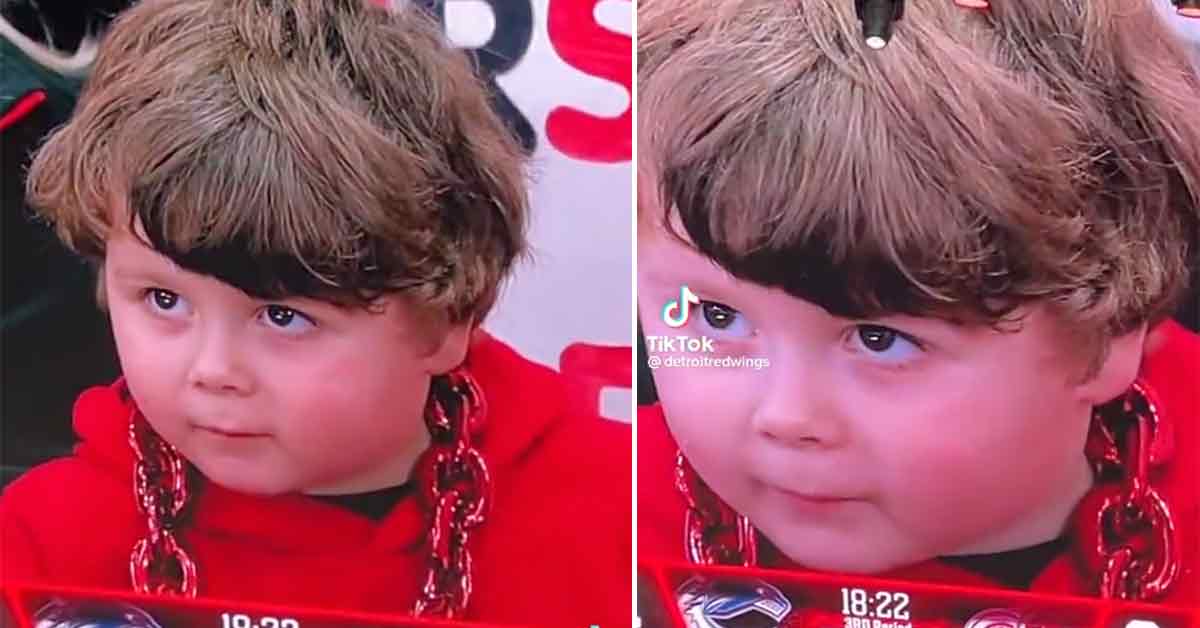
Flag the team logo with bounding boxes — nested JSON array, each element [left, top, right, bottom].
[[963, 608, 1066, 628], [33, 599, 165, 628], [676, 576, 793, 628]]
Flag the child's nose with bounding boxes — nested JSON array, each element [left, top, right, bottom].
[[749, 370, 848, 449], [187, 330, 253, 394]]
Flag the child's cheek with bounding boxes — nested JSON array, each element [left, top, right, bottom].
[[657, 365, 759, 473], [657, 361, 758, 417], [111, 307, 181, 399], [872, 398, 1053, 554], [273, 348, 428, 430]]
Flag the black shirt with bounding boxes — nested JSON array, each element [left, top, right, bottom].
[[311, 483, 413, 522], [940, 537, 1069, 590]]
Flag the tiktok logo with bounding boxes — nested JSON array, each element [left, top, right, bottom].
[[662, 285, 700, 328]]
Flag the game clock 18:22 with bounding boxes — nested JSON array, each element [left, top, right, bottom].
[[221, 613, 299, 628], [841, 588, 912, 628]]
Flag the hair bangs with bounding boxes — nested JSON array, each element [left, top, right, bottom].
[[640, 0, 1140, 326], [123, 112, 449, 305]]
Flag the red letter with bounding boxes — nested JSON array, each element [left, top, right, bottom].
[[546, 0, 631, 163]]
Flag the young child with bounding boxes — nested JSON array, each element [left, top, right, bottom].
[[636, 0, 1199, 607], [0, 0, 631, 625]]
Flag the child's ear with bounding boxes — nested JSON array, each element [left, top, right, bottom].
[[1074, 324, 1148, 406], [421, 319, 474, 375]]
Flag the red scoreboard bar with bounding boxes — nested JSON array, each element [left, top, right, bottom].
[[638, 563, 1199, 628]]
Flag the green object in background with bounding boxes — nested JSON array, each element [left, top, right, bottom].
[[1, 26, 92, 332], [0, 33, 85, 124]]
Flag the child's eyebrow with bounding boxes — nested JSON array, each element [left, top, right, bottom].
[[108, 262, 175, 283], [642, 238, 734, 283], [641, 265, 725, 293], [108, 266, 153, 281]]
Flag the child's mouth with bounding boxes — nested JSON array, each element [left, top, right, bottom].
[[778, 489, 856, 503], [194, 424, 269, 438], [766, 485, 863, 517]]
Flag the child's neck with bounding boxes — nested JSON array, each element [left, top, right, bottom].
[[943, 452, 1094, 556], [303, 428, 432, 496]]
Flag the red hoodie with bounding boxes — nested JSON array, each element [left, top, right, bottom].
[[1, 333, 632, 627], [638, 320, 1199, 608]]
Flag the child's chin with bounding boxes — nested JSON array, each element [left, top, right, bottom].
[[767, 532, 912, 575], [193, 462, 298, 496]]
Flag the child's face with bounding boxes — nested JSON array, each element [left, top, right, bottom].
[[638, 225, 1141, 573], [103, 225, 469, 496]]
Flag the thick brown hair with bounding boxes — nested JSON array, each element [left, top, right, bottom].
[[27, 0, 528, 323], [639, 0, 1200, 343]]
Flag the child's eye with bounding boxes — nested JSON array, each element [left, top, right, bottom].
[[850, 324, 923, 363], [696, 300, 754, 338], [144, 289, 191, 318], [260, 305, 316, 333]]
